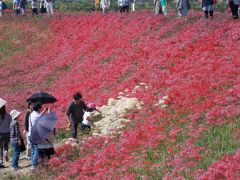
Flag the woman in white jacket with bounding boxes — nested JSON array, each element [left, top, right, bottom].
[[45, 0, 53, 17]]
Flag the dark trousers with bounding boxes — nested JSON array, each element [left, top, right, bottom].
[[32, 8, 38, 16], [120, 5, 129, 13], [229, 1, 239, 19], [71, 120, 82, 138], [0, 133, 10, 165], [204, 10, 213, 18]]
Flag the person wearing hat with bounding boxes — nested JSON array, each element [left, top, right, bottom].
[[0, 98, 11, 167], [80, 103, 101, 133], [10, 109, 22, 171], [66, 92, 87, 140]]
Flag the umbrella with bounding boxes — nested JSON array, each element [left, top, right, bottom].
[[27, 92, 57, 104], [31, 112, 57, 144]]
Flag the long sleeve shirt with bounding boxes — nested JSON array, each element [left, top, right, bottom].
[[0, 113, 11, 133], [10, 119, 21, 143]]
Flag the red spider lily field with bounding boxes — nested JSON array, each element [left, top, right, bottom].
[[1, 11, 240, 179]]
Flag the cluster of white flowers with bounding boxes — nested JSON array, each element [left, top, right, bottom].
[[92, 96, 142, 136]]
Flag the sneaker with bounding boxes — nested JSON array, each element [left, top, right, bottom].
[[30, 166, 36, 170], [4, 151, 9, 162], [11, 167, 17, 171]]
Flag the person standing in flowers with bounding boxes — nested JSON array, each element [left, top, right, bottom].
[[66, 92, 87, 140], [80, 103, 101, 134], [229, 0, 240, 19], [9, 110, 22, 171], [23, 101, 33, 160], [201, 0, 215, 19], [176, 0, 190, 18], [28, 102, 49, 170], [0, 98, 11, 168], [45, 0, 54, 17]]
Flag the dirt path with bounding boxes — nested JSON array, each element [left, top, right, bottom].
[[0, 154, 32, 176], [0, 95, 143, 177]]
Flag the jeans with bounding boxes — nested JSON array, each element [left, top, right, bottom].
[[0, 132, 10, 165], [30, 141, 38, 167], [11, 142, 20, 168]]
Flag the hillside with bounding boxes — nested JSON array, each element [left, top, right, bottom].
[[0, 11, 240, 179]]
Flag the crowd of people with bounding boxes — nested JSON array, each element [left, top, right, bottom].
[[0, 0, 239, 19], [98, 0, 239, 19], [0, 92, 100, 171], [0, 0, 54, 17]]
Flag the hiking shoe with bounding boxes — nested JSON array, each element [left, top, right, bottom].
[[11, 167, 17, 171], [30, 166, 36, 170], [4, 151, 9, 162]]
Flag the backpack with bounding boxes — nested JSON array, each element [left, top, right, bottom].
[[2, 2, 7, 10]]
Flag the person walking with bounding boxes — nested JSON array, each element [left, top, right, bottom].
[[20, 0, 27, 15], [176, 0, 190, 18], [10, 110, 22, 171], [29, 102, 49, 170], [23, 101, 32, 160], [0, 98, 11, 168], [45, 0, 54, 17], [229, 0, 240, 19], [66, 92, 87, 140], [202, 0, 214, 19]]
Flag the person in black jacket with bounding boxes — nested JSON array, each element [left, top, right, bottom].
[[66, 92, 87, 140], [23, 101, 32, 160]]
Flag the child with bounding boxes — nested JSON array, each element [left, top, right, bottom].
[[10, 110, 22, 171], [31, 0, 38, 16], [80, 103, 101, 133]]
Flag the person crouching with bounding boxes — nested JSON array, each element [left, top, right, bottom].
[[80, 103, 101, 134]]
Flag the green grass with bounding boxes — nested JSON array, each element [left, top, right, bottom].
[[195, 115, 240, 170]]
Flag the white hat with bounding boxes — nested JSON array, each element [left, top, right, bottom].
[[0, 98, 7, 109], [10, 110, 21, 120]]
